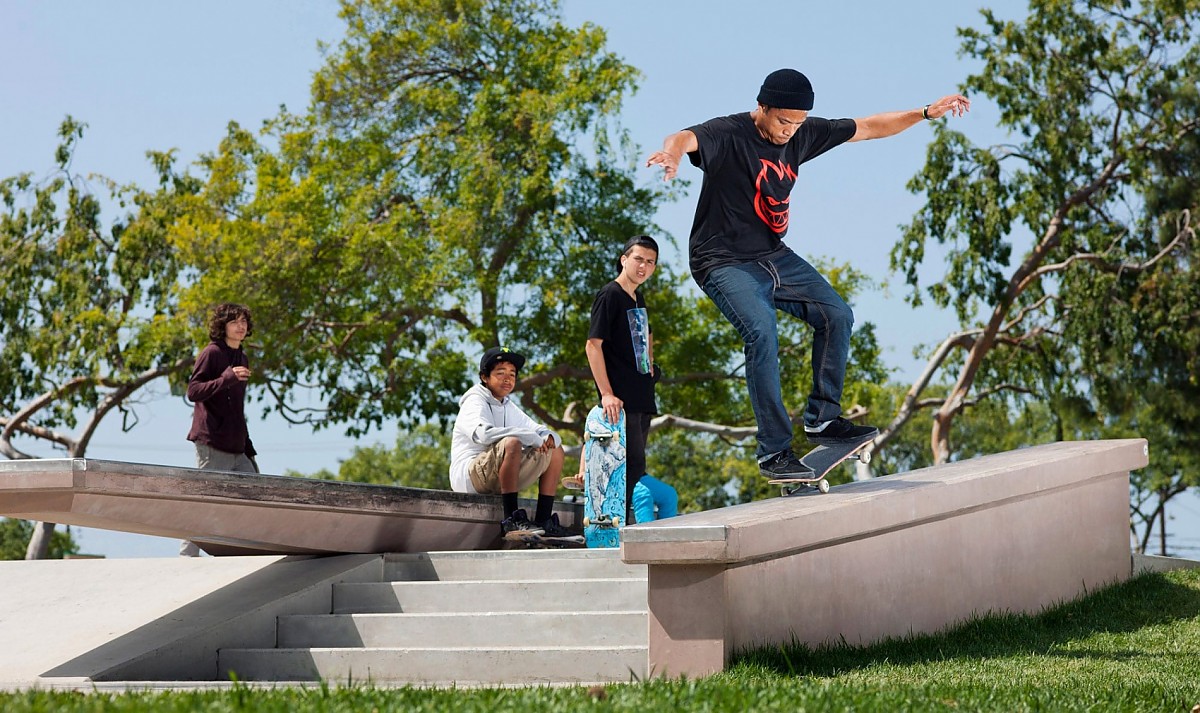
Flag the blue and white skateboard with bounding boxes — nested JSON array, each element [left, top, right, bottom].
[[582, 406, 626, 548]]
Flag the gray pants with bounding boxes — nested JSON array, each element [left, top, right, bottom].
[[180, 444, 259, 556]]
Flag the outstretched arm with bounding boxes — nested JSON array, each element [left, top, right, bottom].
[[645, 129, 699, 181], [849, 94, 970, 142]]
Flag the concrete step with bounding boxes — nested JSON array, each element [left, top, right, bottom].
[[332, 577, 647, 614], [277, 611, 648, 648], [384, 549, 645, 581], [219, 645, 648, 685]]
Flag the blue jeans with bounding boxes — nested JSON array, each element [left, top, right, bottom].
[[632, 474, 677, 523], [701, 250, 853, 459]]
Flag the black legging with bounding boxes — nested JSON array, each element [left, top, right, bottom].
[[625, 411, 653, 505]]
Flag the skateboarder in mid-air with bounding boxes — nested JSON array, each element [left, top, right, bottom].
[[449, 347, 578, 541], [647, 69, 970, 478]]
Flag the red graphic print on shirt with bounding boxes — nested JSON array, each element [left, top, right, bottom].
[[753, 159, 798, 234]]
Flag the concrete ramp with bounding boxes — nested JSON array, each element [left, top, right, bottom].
[[0, 554, 381, 688], [621, 439, 1148, 678], [0, 459, 579, 555]]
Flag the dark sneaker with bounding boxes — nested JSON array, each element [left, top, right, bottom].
[[759, 450, 813, 479], [805, 417, 879, 446], [537, 513, 584, 543], [501, 508, 544, 538]]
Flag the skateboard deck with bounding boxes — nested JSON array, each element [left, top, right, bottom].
[[504, 531, 586, 549], [769, 439, 873, 496], [582, 406, 626, 548]]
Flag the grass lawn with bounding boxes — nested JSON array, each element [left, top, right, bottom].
[[2, 568, 1198, 712]]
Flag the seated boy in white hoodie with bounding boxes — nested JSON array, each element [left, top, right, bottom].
[[450, 347, 574, 539]]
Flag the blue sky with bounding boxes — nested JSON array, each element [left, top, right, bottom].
[[2, 1, 1195, 557]]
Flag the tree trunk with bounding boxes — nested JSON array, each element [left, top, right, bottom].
[[25, 521, 55, 560], [1159, 490, 1168, 556]]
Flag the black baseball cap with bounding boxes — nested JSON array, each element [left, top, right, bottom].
[[479, 346, 526, 375]]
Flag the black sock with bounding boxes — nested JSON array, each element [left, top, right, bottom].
[[535, 494, 554, 524], [502, 492, 519, 519]]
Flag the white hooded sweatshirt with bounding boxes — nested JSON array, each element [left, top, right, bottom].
[[449, 383, 562, 493]]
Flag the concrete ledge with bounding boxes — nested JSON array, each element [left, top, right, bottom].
[[1133, 552, 1200, 574], [621, 439, 1147, 678], [0, 458, 580, 554]]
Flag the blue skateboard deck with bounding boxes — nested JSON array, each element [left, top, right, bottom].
[[582, 406, 626, 548]]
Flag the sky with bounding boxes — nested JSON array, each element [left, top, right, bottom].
[[1, 0, 1196, 558]]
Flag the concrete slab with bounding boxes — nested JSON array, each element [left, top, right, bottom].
[[0, 458, 580, 555]]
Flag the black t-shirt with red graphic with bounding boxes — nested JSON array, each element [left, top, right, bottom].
[[685, 112, 857, 287]]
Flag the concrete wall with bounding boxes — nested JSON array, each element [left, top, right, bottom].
[[621, 439, 1148, 678]]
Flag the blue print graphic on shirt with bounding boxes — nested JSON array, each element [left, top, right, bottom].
[[626, 307, 651, 375]]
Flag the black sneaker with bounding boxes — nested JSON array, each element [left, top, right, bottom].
[[501, 508, 544, 538], [537, 513, 584, 543], [805, 417, 879, 446], [759, 450, 813, 478]]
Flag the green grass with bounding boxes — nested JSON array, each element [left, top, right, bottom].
[[3, 568, 1199, 712]]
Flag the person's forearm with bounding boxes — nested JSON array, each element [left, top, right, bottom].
[[851, 108, 924, 141]]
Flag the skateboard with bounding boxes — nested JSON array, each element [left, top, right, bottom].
[[504, 531, 586, 549], [768, 439, 873, 496], [581, 405, 626, 548]]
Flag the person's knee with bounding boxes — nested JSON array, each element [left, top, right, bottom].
[[499, 437, 523, 459], [632, 481, 652, 507], [828, 299, 855, 332]]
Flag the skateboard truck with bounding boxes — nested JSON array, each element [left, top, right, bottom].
[[582, 513, 620, 528]]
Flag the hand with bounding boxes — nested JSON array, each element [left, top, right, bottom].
[[926, 94, 971, 120], [645, 150, 681, 181], [537, 435, 555, 453], [600, 393, 623, 425], [231, 366, 251, 382]]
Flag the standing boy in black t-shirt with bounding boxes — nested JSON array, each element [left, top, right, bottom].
[[585, 235, 662, 520], [646, 69, 969, 478]]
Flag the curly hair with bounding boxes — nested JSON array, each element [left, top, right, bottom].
[[208, 303, 254, 342]]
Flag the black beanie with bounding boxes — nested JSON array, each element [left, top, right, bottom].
[[756, 69, 814, 110]]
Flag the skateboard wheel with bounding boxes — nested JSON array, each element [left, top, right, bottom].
[[859, 450, 872, 465], [818, 479, 830, 494], [582, 516, 591, 527], [612, 516, 621, 527]]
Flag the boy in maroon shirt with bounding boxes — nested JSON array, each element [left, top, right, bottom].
[[181, 302, 257, 556]]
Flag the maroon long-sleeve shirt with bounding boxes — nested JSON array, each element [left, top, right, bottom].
[[186, 341, 256, 457]]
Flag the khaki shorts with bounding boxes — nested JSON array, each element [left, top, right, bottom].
[[468, 438, 552, 494]]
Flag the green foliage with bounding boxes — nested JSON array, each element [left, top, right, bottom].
[[288, 422, 451, 490], [0, 118, 197, 454], [167, 0, 671, 437], [0, 518, 78, 560], [1, 569, 1197, 711], [886, 1, 1200, 522]]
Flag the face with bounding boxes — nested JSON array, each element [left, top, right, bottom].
[[224, 315, 249, 345], [754, 106, 809, 145], [620, 245, 658, 286], [483, 361, 518, 399]]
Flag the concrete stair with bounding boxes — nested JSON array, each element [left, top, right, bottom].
[[218, 549, 649, 686]]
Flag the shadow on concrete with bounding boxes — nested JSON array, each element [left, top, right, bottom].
[[38, 553, 381, 682]]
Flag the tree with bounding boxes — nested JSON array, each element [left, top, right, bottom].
[[287, 421, 451, 490], [164, 0, 670, 437], [0, 518, 79, 560], [881, 0, 1199, 470], [0, 118, 199, 558]]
